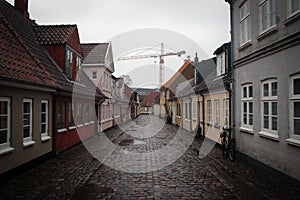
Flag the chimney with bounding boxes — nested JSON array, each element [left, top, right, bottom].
[[15, 0, 29, 19], [194, 52, 199, 63]]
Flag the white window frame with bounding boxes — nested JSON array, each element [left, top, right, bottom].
[[92, 71, 97, 80], [0, 97, 11, 149], [77, 102, 83, 126], [259, 0, 276, 33], [208, 100, 212, 125], [23, 99, 34, 145], [224, 99, 229, 127], [241, 84, 253, 129], [215, 100, 220, 127], [288, 0, 300, 17], [216, 52, 226, 76], [290, 74, 300, 140], [192, 100, 197, 121], [240, 1, 251, 46], [41, 100, 50, 141], [261, 79, 278, 135]]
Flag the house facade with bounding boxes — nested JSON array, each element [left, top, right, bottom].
[[81, 43, 115, 131], [227, 0, 300, 181]]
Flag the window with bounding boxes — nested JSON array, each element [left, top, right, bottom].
[[23, 99, 33, 143], [260, 0, 276, 33], [261, 80, 278, 133], [289, 0, 300, 16], [224, 99, 229, 127], [240, 1, 251, 45], [185, 103, 188, 120], [77, 102, 83, 125], [66, 49, 73, 79], [92, 71, 97, 80], [176, 103, 181, 117], [0, 98, 10, 148], [290, 75, 300, 139], [89, 103, 95, 123], [84, 103, 89, 124], [192, 101, 197, 120], [76, 56, 81, 81], [241, 84, 253, 129], [217, 52, 226, 76], [68, 102, 75, 128], [215, 100, 220, 126], [208, 100, 212, 124], [58, 101, 66, 130], [41, 100, 49, 138]]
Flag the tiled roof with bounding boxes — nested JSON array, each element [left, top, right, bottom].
[[140, 92, 160, 107], [81, 43, 109, 64], [0, 0, 104, 99], [33, 24, 77, 45]]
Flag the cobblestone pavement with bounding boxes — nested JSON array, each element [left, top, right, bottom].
[[0, 115, 300, 199]]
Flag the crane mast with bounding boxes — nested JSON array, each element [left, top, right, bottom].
[[116, 43, 185, 87]]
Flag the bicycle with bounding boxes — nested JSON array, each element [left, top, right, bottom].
[[220, 126, 236, 161]]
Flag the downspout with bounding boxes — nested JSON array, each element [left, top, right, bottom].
[[52, 90, 60, 156], [201, 93, 205, 137], [189, 96, 192, 133]]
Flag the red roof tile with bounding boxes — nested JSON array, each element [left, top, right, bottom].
[[81, 43, 109, 64], [140, 92, 160, 107]]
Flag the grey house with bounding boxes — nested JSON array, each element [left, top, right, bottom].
[[227, 0, 300, 181]]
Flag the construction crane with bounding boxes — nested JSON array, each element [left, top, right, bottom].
[[116, 43, 186, 87]]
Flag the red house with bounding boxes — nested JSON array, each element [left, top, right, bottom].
[[33, 24, 105, 153]]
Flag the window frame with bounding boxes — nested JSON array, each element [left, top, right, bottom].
[[241, 84, 254, 129], [224, 99, 229, 127], [23, 98, 33, 143], [216, 52, 226, 76], [192, 100, 197, 121], [41, 100, 49, 139], [290, 74, 300, 140], [208, 100, 212, 125], [92, 71, 98, 80], [288, 0, 300, 17], [0, 97, 11, 149], [239, 1, 251, 46], [57, 100, 66, 132], [261, 79, 278, 134], [259, 0, 276, 33], [215, 100, 220, 127]]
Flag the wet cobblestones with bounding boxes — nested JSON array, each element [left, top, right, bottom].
[[0, 115, 300, 199]]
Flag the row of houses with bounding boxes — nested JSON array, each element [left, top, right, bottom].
[[161, 0, 300, 183], [0, 0, 138, 176]]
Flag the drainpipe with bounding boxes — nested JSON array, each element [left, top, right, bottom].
[[189, 96, 192, 133], [52, 90, 60, 156], [201, 93, 205, 137]]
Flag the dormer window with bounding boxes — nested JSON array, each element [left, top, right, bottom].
[[76, 57, 82, 81], [66, 49, 73, 79], [216, 52, 226, 76]]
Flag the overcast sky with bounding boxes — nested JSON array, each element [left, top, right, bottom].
[[7, 0, 230, 88]]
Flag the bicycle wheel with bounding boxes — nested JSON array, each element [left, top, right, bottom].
[[228, 139, 236, 161]]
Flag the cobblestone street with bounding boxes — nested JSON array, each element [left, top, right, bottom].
[[0, 115, 300, 200]]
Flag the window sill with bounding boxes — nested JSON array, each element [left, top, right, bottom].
[[77, 124, 83, 128], [207, 122, 213, 126], [239, 127, 254, 135], [23, 140, 36, 148], [286, 138, 300, 147], [69, 126, 76, 130], [214, 124, 221, 129], [0, 147, 14, 156], [238, 41, 252, 51], [57, 128, 67, 133], [258, 131, 279, 141], [284, 11, 300, 26], [185, 119, 191, 122], [257, 26, 278, 41], [41, 136, 51, 142], [90, 121, 95, 124], [84, 122, 90, 126]]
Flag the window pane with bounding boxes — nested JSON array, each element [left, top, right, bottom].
[[41, 113, 46, 123], [270, 0, 276, 26], [0, 101, 8, 115], [249, 114, 253, 126], [0, 130, 7, 144], [272, 117, 277, 131], [23, 102, 30, 113], [261, 3, 268, 31], [294, 119, 300, 135], [0, 116, 7, 129], [249, 102, 253, 113], [294, 102, 300, 118], [244, 102, 248, 113], [264, 116, 269, 129], [272, 102, 277, 115], [23, 126, 30, 138], [244, 114, 247, 124], [249, 86, 253, 98], [42, 103, 47, 113], [293, 78, 300, 95], [271, 82, 277, 96], [291, 0, 300, 14], [243, 87, 247, 98], [264, 83, 269, 97], [23, 114, 30, 126], [264, 102, 269, 115], [41, 124, 46, 134]]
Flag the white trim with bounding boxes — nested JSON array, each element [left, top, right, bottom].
[[258, 131, 279, 141], [290, 74, 300, 140], [286, 138, 300, 147], [41, 136, 51, 142], [77, 124, 83, 128], [239, 1, 251, 46], [239, 127, 254, 134], [41, 100, 49, 138], [241, 84, 253, 129], [259, 0, 276, 34], [69, 126, 76, 130], [84, 122, 90, 126], [23, 98, 33, 143], [90, 121, 95, 124], [288, 0, 300, 18], [57, 128, 67, 133], [23, 140, 36, 148], [0, 97, 11, 149], [0, 147, 14, 156]]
